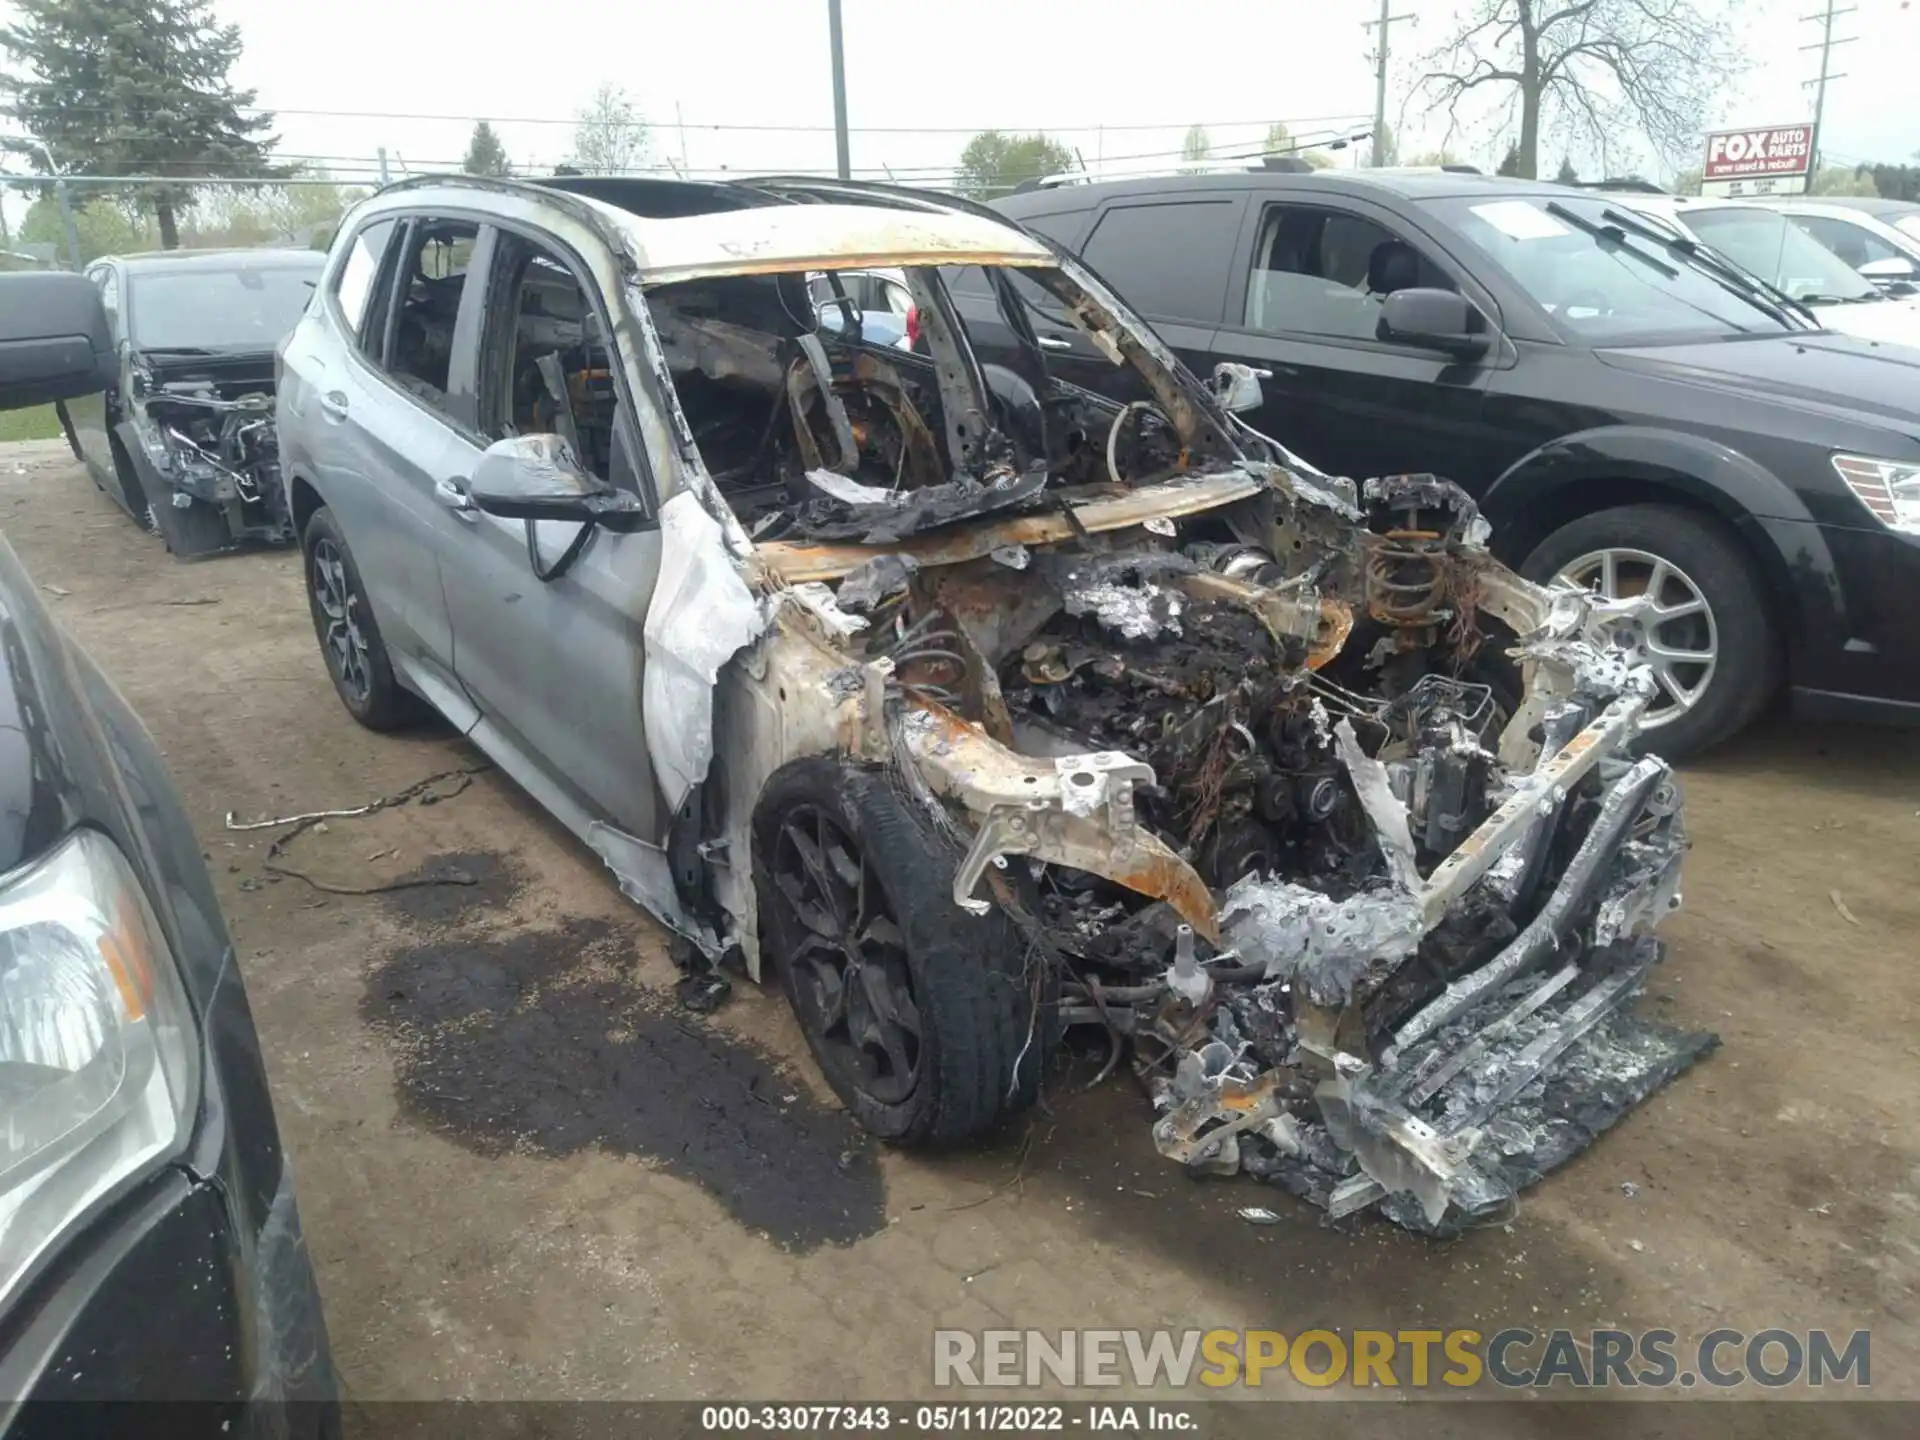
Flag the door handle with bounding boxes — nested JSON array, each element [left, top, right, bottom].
[[434, 476, 479, 520], [1035, 334, 1072, 351], [319, 390, 349, 421]]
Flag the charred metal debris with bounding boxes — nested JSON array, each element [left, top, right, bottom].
[[127, 360, 294, 548], [638, 225, 1711, 1234]]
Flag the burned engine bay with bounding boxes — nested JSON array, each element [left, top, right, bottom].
[[660, 252, 1714, 1235], [128, 360, 293, 548]]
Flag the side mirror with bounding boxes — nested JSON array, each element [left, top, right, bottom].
[[1858, 256, 1919, 286], [1210, 361, 1270, 414], [1377, 288, 1492, 358], [468, 435, 649, 534], [0, 273, 116, 411]]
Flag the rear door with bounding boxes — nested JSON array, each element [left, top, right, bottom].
[[308, 213, 482, 713], [1209, 194, 1499, 482], [1069, 194, 1244, 396], [436, 225, 664, 838]]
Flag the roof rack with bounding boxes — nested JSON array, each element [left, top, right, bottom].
[[1574, 177, 1669, 195]]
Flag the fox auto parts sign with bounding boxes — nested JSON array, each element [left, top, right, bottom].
[[1701, 124, 1815, 197]]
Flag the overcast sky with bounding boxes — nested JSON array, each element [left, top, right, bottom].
[[5, 0, 1919, 228]]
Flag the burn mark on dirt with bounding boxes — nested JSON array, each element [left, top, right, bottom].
[[381, 850, 524, 926], [363, 916, 886, 1251]]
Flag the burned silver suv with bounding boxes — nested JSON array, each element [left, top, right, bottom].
[[278, 175, 1711, 1233]]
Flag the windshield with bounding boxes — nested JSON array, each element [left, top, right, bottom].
[[1893, 214, 1920, 246], [1681, 208, 1880, 304], [128, 261, 322, 349], [1425, 194, 1792, 343]]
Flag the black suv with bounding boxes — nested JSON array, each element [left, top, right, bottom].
[[952, 170, 1920, 756]]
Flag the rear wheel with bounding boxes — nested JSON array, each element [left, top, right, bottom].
[[301, 506, 419, 731], [754, 758, 1051, 1146], [1522, 504, 1777, 758]]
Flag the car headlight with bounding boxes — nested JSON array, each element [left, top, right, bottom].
[[0, 830, 198, 1308], [1832, 454, 1920, 535]]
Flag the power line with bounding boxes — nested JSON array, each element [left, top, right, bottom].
[[5, 101, 1372, 135]]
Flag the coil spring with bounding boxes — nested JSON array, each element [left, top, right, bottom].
[[1365, 528, 1448, 627]]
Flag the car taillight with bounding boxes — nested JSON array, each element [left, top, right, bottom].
[[905, 304, 920, 349]]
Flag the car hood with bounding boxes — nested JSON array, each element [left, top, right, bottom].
[[1806, 295, 1920, 346], [1594, 330, 1920, 429]]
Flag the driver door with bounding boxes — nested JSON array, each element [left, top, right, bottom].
[[1209, 198, 1500, 485], [437, 227, 665, 839]]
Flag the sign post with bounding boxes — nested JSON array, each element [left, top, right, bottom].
[[1700, 124, 1817, 199]]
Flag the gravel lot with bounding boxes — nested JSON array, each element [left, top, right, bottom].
[[3, 436, 1915, 1427]]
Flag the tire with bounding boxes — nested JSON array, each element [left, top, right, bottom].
[[753, 757, 1052, 1146], [301, 506, 419, 732], [1521, 503, 1778, 759], [107, 435, 152, 528]]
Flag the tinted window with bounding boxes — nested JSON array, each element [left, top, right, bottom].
[[1683, 207, 1877, 302], [1080, 201, 1238, 323], [126, 261, 322, 350], [1787, 214, 1902, 270], [334, 218, 397, 340], [381, 217, 480, 418], [1240, 202, 1454, 341]]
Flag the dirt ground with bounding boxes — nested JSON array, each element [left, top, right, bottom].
[[3, 438, 1916, 1424]]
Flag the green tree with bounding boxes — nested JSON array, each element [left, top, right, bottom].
[[462, 121, 512, 177], [1810, 166, 1878, 198], [1179, 124, 1211, 174], [1367, 121, 1398, 168], [1554, 155, 1580, 185], [1, 0, 285, 249], [20, 192, 151, 262], [1671, 166, 1703, 196], [953, 131, 1074, 199], [567, 83, 646, 175], [1497, 144, 1523, 177], [1260, 121, 1332, 169], [1406, 150, 1465, 169]]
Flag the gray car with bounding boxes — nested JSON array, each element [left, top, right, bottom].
[[276, 174, 1709, 1233], [61, 247, 324, 555]]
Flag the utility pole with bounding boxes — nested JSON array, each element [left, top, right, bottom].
[[827, 0, 851, 180], [55, 179, 81, 270], [1802, 0, 1857, 183], [1363, 0, 1414, 168], [377, 147, 392, 186]]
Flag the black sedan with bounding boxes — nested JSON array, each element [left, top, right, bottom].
[[956, 169, 1920, 757], [1, 273, 336, 1434]]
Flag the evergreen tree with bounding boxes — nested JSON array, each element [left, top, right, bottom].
[[1, 0, 284, 249], [1554, 155, 1580, 185], [462, 121, 512, 177]]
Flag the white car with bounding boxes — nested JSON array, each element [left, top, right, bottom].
[[1615, 194, 1920, 348], [1760, 197, 1920, 294]]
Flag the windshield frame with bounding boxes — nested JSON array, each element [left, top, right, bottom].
[[1422, 192, 1803, 348], [125, 259, 325, 352]]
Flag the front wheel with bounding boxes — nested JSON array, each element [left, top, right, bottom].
[[1522, 503, 1778, 759], [301, 506, 419, 731], [753, 758, 1051, 1146]]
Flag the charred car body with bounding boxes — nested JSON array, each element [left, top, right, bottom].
[[59, 248, 323, 556], [280, 176, 1714, 1234]]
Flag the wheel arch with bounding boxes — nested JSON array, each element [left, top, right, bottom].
[[286, 467, 326, 543], [1480, 425, 1825, 663]]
